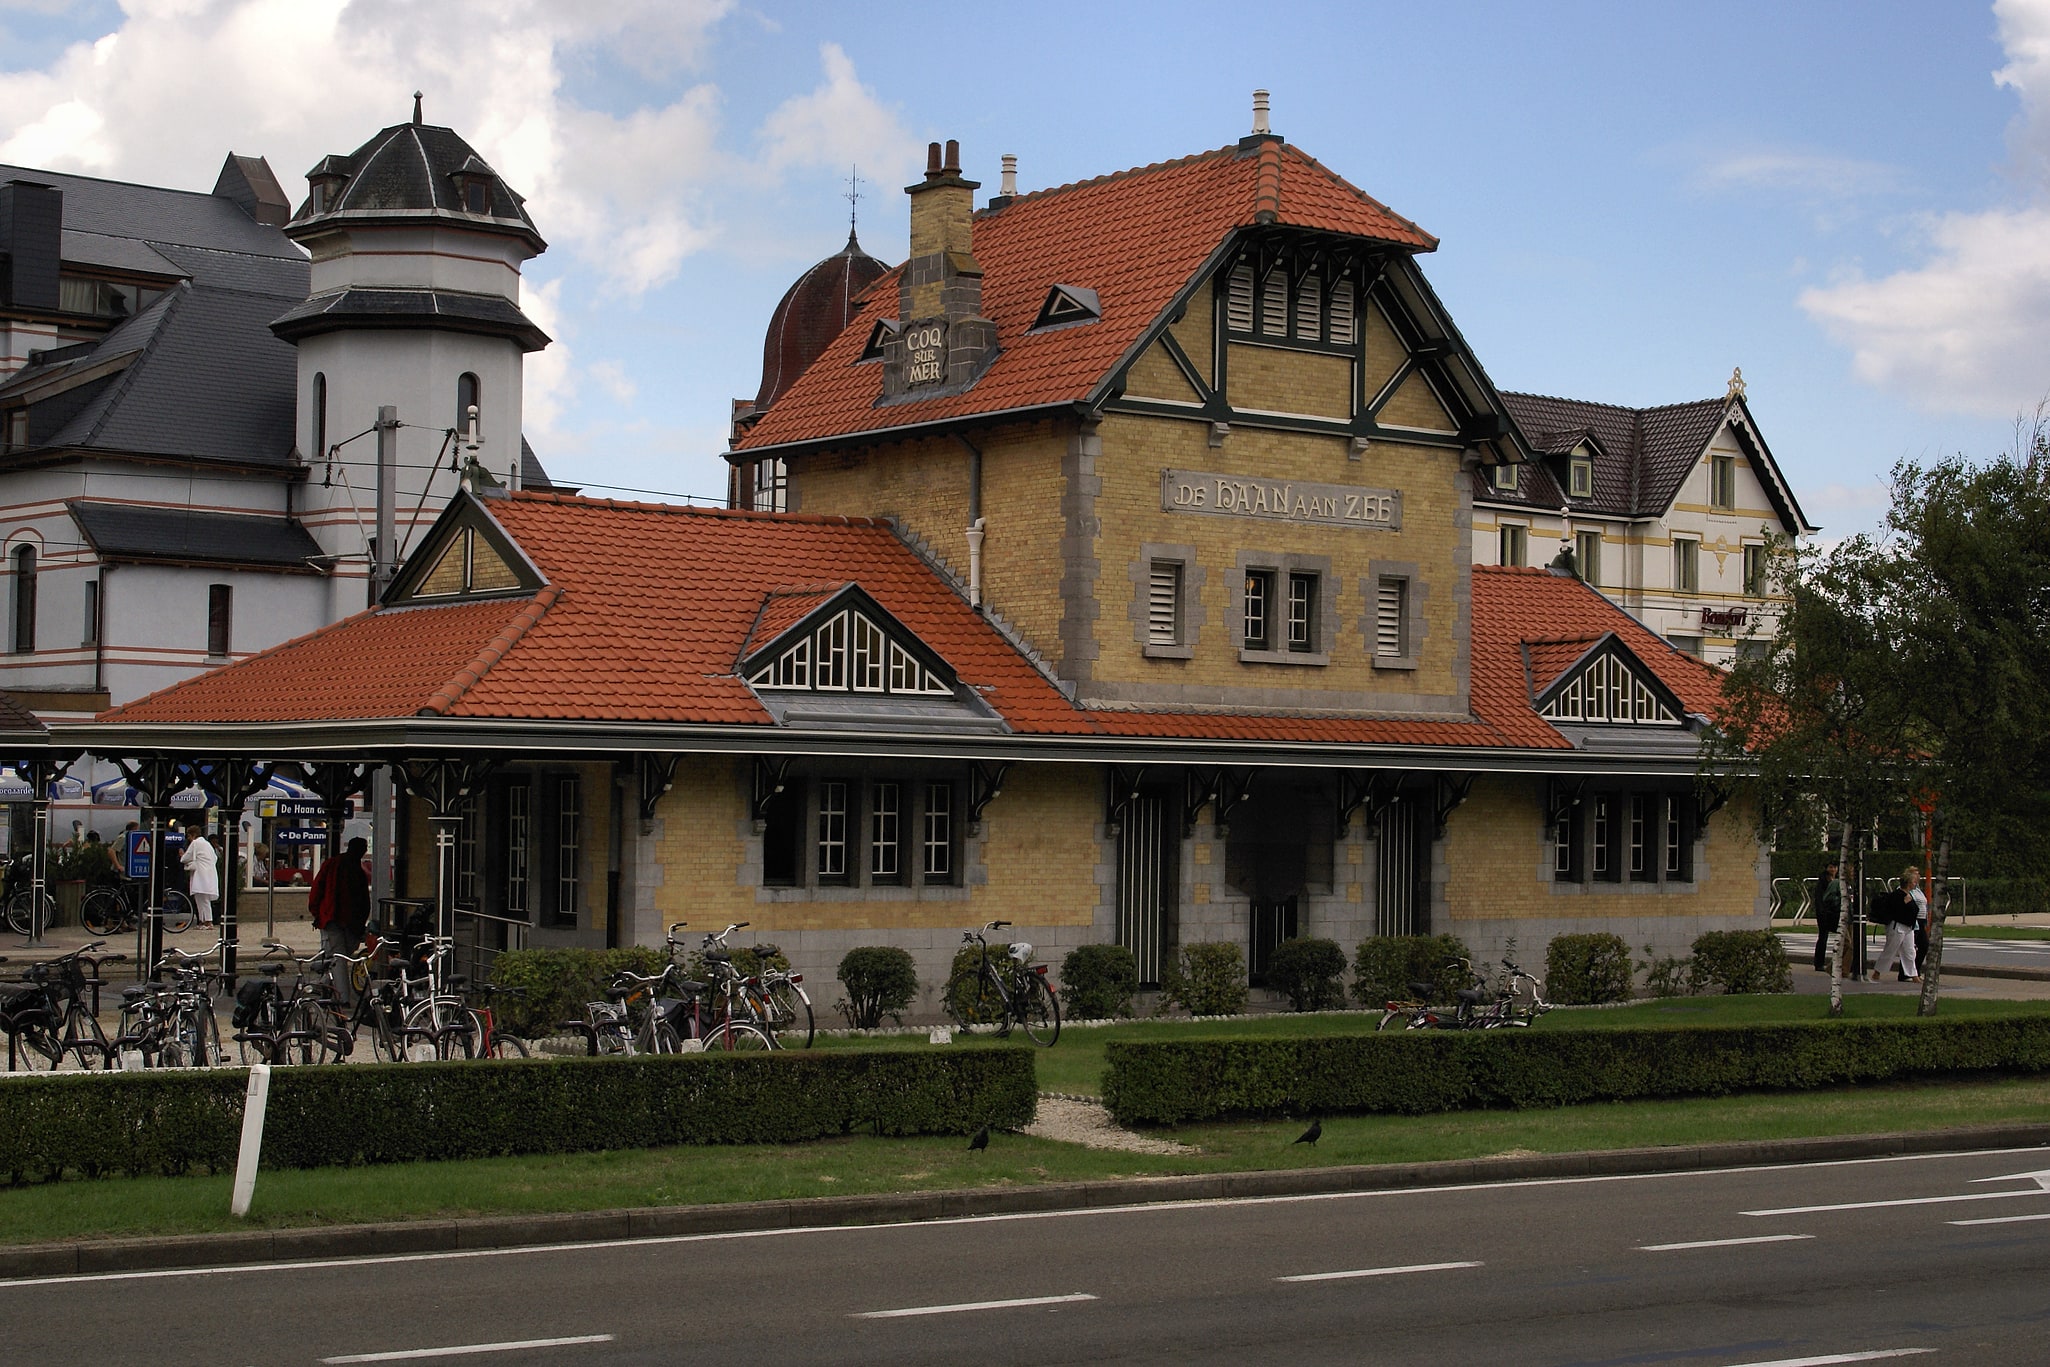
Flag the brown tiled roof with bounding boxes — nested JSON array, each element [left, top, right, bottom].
[[734, 141, 1435, 455], [1484, 392, 1731, 518], [96, 498, 1729, 759]]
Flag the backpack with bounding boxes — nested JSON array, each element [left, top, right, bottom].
[[232, 978, 272, 1028]]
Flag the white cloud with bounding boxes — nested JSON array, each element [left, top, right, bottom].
[[758, 42, 918, 176], [587, 360, 637, 403], [1693, 149, 1907, 200], [1800, 0, 2050, 416]]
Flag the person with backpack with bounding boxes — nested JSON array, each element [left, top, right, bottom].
[[1869, 866, 1921, 983], [308, 837, 371, 1001], [1811, 859, 1843, 972]]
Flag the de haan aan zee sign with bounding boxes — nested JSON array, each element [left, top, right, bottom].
[[1162, 468, 1402, 530]]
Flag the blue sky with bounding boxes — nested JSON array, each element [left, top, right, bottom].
[[3, 1, 2044, 535]]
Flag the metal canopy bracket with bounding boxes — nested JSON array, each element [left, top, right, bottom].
[[1547, 777, 1586, 826], [968, 760, 1010, 835], [1696, 784, 1731, 829], [1432, 774, 1476, 841], [751, 756, 793, 833], [637, 753, 682, 835], [1106, 765, 1147, 836]]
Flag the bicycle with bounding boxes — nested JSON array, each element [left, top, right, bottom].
[[698, 922, 812, 1048], [389, 935, 479, 1059], [299, 949, 405, 1064], [229, 941, 329, 1065], [1, 953, 61, 1071], [128, 940, 229, 1067], [7, 943, 125, 1068], [943, 921, 1060, 1046], [80, 880, 195, 937], [467, 983, 530, 1059]]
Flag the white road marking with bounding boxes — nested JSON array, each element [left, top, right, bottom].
[[1276, 1260, 1482, 1282], [852, 1293, 1095, 1319], [1948, 1211, 2050, 1227], [1713, 1351, 1933, 1366], [1745, 1189, 2046, 1216], [1639, 1234, 1815, 1252], [1970, 1167, 2050, 1189], [321, 1336, 614, 1363], [3, 1146, 2041, 1290]]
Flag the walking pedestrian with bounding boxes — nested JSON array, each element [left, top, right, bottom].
[[1869, 866, 1920, 983], [181, 828, 218, 926], [1901, 867, 1931, 982], [1812, 859, 1843, 972], [309, 838, 371, 956]]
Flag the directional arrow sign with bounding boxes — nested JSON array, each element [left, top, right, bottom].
[[1972, 1168, 2050, 1190]]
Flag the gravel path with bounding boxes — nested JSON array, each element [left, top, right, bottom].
[[1025, 1094, 1195, 1154]]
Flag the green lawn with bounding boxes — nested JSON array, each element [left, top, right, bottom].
[[6, 1071, 2049, 1247], [814, 994, 2050, 1097]]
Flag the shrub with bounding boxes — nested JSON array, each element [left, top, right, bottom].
[[489, 947, 667, 1038], [1689, 930, 1793, 995], [835, 946, 919, 1028], [1544, 933, 1635, 1005], [1060, 944, 1139, 1020], [1639, 943, 1693, 998], [1157, 942, 1248, 1017], [1351, 934, 1474, 1008], [1263, 937, 1347, 1012], [1100, 1016, 2050, 1126], [0, 1048, 1039, 1183]]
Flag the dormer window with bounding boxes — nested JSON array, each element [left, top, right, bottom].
[[857, 318, 898, 363], [1031, 284, 1100, 331], [1492, 461, 1518, 493], [1535, 642, 1682, 726], [1568, 448, 1594, 499], [307, 176, 343, 214], [450, 155, 497, 217], [744, 589, 956, 698], [463, 180, 489, 214]]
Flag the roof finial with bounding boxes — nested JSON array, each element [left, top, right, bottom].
[[1251, 89, 1272, 136], [1000, 154, 1018, 198], [844, 164, 862, 245], [1726, 365, 1746, 401], [412, 91, 423, 126]]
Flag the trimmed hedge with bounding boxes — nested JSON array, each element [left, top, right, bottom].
[[1264, 938, 1347, 1012], [0, 1048, 1037, 1183], [1060, 944, 1139, 1020], [489, 947, 668, 1038], [1545, 933, 1634, 1005], [1690, 930, 1793, 995], [835, 946, 920, 1029], [1158, 942, 1248, 1017], [1100, 1016, 2050, 1126]]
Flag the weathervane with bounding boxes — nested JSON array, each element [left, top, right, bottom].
[[845, 165, 863, 238]]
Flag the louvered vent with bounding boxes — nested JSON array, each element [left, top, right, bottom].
[[1376, 576, 1408, 657], [1260, 272, 1288, 336], [1328, 280, 1356, 345], [1226, 267, 1255, 332], [1148, 561, 1182, 645], [1295, 274, 1321, 340]]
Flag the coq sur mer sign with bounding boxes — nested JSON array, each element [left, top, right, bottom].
[[1161, 468, 1402, 531]]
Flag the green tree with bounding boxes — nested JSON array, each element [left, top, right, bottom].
[[1711, 421, 2050, 1016]]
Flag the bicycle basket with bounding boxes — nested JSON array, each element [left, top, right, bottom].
[[1007, 942, 1033, 964]]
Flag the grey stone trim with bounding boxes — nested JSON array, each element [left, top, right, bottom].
[[1362, 557, 1429, 670], [1452, 459, 1473, 713], [1127, 540, 1209, 653], [1057, 420, 1102, 687]]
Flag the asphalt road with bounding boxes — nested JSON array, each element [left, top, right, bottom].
[[5, 1147, 2048, 1366], [1779, 929, 2050, 974]]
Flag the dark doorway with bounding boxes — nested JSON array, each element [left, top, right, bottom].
[[1375, 794, 1432, 936], [1249, 896, 1300, 983], [1115, 791, 1177, 986], [1226, 773, 1333, 984]]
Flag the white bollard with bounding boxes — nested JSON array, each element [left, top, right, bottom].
[[230, 1063, 271, 1218]]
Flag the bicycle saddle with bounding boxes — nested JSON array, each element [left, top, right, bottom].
[[259, 964, 285, 976], [679, 979, 707, 995], [120, 985, 151, 1001], [703, 950, 731, 963], [1407, 981, 1436, 999], [1456, 987, 1486, 1005]]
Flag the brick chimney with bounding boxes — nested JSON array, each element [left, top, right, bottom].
[[883, 140, 997, 398]]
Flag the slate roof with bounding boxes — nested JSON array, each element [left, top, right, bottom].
[[752, 233, 892, 411], [288, 121, 544, 252], [70, 502, 324, 570], [734, 140, 1434, 455], [96, 496, 1731, 759], [269, 286, 548, 352], [1478, 391, 1809, 529], [0, 163, 304, 268]]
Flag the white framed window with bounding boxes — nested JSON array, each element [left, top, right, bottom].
[[1540, 652, 1680, 725], [751, 604, 952, 696], [813, 612, 848, 689], [850, 613, 886, 691], [1375, 576, 1409, 658], [1147, 560, 1183, 646], [504, 782, 529, 917], [1576, 531, 1602, 586], [817, 780, 849, 882], [1711, 454, 1737, 510], [870, 781, 902, 883], [1569, 455, 1594, 499], [923, 781, 953, 878], [1629, 794, 1650, 879], [1243, 570, 1275, 651], [1492, 461, 1517, 492], [1286, 572, 1318, 653], [1742, 543, 1769, 596], [1498, 524, 1527, 568], [1592, 795, 1613, 878], [1672, 537, 1698, 593], [553, 775, 581, 925], [752, 457, 788, 513]]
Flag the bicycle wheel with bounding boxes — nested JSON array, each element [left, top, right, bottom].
[[158, 890, 195, 935], [1017, 974, 1061, 1047], [62, 1006, 112, 1070], [6, 1024, 62, 1072], [640, 1017, 683, 1054], [485, 1030, 529, 1060], [767, 980, 814, 1049], [709, 1021, 773, 1051], [943, 966, 1003, 1029], [79, 888, 125, 938], [4, 889, 54, 936], [277, 999, 325, 1065]]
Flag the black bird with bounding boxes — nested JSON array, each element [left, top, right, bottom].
[[969, 1123, 990, 1152], [1294, 1118, 1322, 1146]]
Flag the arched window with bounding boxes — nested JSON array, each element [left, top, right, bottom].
[[11, 544, 36, 655], [456, 372, 480, 442], [311, 372, 327, 460]]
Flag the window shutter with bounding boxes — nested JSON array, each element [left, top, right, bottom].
[[1226, 266, 1255, 332], [1376, 576, 1408, 657], [1260, 271, 1288, 336], [1294, 274, 1321, 340], [1147, 561, 1181, 645], [1328, 280, 1356, 345]]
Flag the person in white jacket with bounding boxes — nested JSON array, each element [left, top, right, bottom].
[[182, 829, 219, 926]]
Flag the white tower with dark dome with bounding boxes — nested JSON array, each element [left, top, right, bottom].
[[271, 97, 550, 615]]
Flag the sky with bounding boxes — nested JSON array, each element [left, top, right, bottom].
[[1, 0, 2044, 537]]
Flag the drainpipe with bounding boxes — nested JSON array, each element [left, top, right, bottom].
[[955, 434, 985, 609], [91, 563, 109, 697]]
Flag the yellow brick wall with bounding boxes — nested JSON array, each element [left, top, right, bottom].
[[792, 419, 1070, 664], [1362, 302, 1404, 395], [1226, 343, 1352, 419], [1380, 371, 1456, 432], [1125, 338, 1203, 403], [1169, 282, 1214, 387], [977, 763, 1099, 927], [1442, 777, 1764, 923], [650, 756, 753, 924], [1093, 411, 1466, 702]]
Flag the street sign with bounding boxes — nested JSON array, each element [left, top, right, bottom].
[[272, 827, 329, 846], [123, 830, 150, 880], [273, 799, 350, 820]]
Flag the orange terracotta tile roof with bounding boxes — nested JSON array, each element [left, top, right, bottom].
[[735, 141, 1435, 454], [98, 501, 1731, 759], [741, 585, 849, 663], [1522, 636, 1604, 696]]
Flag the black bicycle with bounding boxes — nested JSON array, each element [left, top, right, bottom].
[[943, 920, 1060, 1046], [4, 944, 124, 1069], [80, 880, 195, 936]]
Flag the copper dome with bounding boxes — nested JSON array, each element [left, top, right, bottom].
[[754, 230, 890, 410]]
